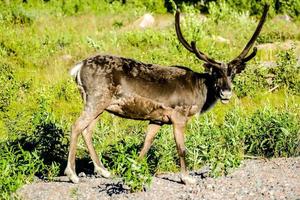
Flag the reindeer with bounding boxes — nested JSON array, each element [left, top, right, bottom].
[[65, 5, 269, 184]]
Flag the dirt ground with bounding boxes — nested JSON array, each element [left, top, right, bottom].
[[17, 157, 300, 200]]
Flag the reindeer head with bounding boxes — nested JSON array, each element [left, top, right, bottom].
[[175, 5, 269, 104]]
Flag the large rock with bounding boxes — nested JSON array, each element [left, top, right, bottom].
[[133, 13, 155, 29]]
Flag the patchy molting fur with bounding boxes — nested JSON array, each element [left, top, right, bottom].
[[72, 54, 219, 124]]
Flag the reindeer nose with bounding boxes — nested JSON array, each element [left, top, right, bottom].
[[220, 90, 232, 99]]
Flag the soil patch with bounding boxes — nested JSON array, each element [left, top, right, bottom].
[[17, 157, 300, 200]]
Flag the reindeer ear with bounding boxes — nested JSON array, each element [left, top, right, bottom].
[[233, 63, 246, 74]]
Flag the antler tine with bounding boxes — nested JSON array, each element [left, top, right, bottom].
[[175, 10, 194, 52], [230, 4, 269, 63], [191, 41, 220, 66], [242, 47, 257, 62], [175, 10, 220, 65]]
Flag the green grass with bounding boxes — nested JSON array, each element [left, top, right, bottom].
[[0, 0, 299, 196]]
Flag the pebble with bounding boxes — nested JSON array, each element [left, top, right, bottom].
[[78, 172, 86, 177]]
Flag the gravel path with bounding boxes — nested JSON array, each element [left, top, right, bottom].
[[17, 157, 300, 200]]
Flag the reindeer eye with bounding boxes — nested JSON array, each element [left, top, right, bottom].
[[212, 70, 222, 78]]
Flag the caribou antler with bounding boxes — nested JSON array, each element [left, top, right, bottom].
[[230, 4, 269, 64], [175, 10, 221, 67]]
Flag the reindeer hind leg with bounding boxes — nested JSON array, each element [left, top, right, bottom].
[[65, 110, 99, 183], [82, 116, 111, 178], [65, 92, 112, 183]]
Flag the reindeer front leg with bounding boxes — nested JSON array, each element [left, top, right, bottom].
[[172, 117, 197, 185]]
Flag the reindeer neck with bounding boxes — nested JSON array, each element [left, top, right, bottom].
[[200, 74, 219, 113]]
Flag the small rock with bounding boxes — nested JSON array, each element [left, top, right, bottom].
[[198, 14, 207, 22], [261, 61, 277, 68], [257, 43, 277, 50], [212, 35, 230, 44], [61, 54, 72, 61], [275, 14, 291, 22], [206, 184, 214, 190], [78, 172, 86, 178]]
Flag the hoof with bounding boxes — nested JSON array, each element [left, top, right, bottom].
[[95, 166, 111, 178], [65, 167, 79, 184], [180, 174, 197, 185]]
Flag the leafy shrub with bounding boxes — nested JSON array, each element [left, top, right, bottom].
[[208, 1, 245, 23], [233, 48, 299, 97], [185, 106, 299, 176], [125, 0, 166, 13], [5, 90, 68, 171], [233, 64, 269, 98], [271, 48, 300, 94], [186, 110, 244, 177], [123, 156, 152, 192], [256, 20, 300, 43], [244, 107, 300, 157], [0, 2, 36, 25], [102, 136, 152, 192], [0, 83, 72, 196], [186, 0, 300, 17], [109, 0, 166, 13], [274, 0, 300, 18], [0, 144, 44, 199], [0, 64, 19, 112]]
